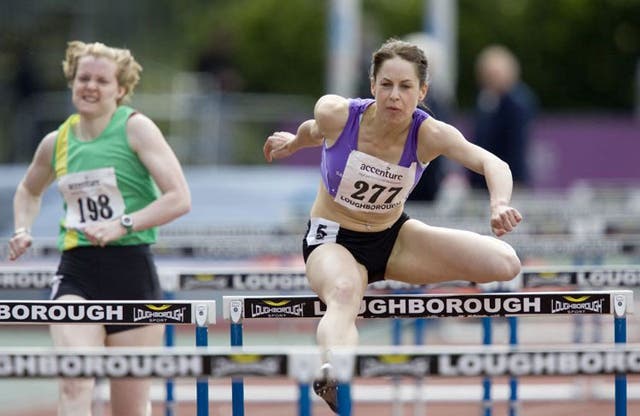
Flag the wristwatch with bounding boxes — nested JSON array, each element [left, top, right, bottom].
[[120, 215, 134, 234]]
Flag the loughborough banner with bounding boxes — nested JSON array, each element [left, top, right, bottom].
[[241, 292, 612, 319], [356, 349, 640, 377], [0, 302, 195, 324], [0, 352, 289, 378], [1, 349, 639, 378]]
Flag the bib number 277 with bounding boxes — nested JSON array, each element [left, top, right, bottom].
[[350, 180, 402, 204]]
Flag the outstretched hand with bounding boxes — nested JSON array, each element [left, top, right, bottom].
[[8, 231, 32, 261], [490, 204, 523, 237], [263, 131, 296, 162]]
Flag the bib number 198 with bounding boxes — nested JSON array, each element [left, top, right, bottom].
[[77, 194, 113, 223]]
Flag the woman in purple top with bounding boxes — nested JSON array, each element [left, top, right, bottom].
[[263, 38, 522, 412]]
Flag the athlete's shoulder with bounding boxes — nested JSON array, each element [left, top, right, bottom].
[[315, 94, 349, 117], [314, 94, 350, 137], [126, 112, 162, 137], [126, 111, 165, 152], [30, 130, 58, 170]]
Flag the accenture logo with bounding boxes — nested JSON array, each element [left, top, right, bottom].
[[358, 163, 404, 180]]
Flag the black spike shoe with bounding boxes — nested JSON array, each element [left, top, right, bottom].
[[313, 376, 339, 413]]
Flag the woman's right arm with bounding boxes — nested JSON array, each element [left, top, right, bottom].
[[8, 132, 57, 260], [263, 94, 348, 162]]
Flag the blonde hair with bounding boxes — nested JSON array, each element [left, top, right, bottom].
[[62, 41, 142, 104]]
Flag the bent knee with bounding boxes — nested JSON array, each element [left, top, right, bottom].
[[60, 378, 93, 400], [327, 279, 363, 306], [493, 245, 521, 282]]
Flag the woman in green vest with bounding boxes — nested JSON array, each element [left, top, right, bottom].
[[8, 40, 191, 416]]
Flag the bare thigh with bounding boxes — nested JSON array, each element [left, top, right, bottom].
[[386, 219, 519, 284], [106, 325, 164, 348], [305, 243, 368, 302], [107, 326, 163, 415], [49, 295, 105, 347]]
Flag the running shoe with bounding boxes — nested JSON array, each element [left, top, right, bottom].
[[313, 376, 339, 413]]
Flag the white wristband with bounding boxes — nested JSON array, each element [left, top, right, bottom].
[[13, 227, 31, 236]]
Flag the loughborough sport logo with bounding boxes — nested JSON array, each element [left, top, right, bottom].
[[358, 354, 431, 377], [133, 304, 188, 323], [210, 354, 286, 377], [249, 300, 305, 318], [550, 295, 606, 314]]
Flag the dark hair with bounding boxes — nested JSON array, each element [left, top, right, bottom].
[[370, 38, 429, 87]]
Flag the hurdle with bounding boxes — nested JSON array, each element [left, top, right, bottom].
[[3, 231, 640, 261], [0, 265, 56, 292], [331, 343, 640, 416], [223, 290, 633, 416], [506, 265, 640, 416], [4, 263, 640, 293], [0, 300, 216, 416], [2, 344, 640, 416], [3, 263, 639, 414], [0, 345, 322, 416]]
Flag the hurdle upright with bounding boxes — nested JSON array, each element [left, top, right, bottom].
[[223, 289, 633, 416], [0, 299, 216, 416]]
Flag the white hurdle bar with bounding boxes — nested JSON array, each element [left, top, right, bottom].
[[0, 300, 216, 416], [2, 344, 640, 416], [223, 290, 633, 416], [3, 233, 640, 259], [3, 264, 640, 292]]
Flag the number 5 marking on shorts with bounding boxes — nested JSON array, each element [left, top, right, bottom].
[[315, 224, 327, 240]]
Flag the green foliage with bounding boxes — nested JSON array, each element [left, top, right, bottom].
[[457, 0, 640, 109], [161, 0, 639, 110], [363, 0, 424, 38], [169, 0, 325, 95]]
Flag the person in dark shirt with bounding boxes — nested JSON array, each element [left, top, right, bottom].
[[469, 45, 537, 190]]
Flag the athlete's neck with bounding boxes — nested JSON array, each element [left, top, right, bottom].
[[75, 111, 115, 141]]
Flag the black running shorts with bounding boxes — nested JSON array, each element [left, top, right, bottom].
[[50, 245, 162, 334], [302, 213, 410, 283]]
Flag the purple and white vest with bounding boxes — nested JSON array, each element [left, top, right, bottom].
[[320, 98, 429, 213]]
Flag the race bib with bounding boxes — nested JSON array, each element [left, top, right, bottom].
[[306, 217, 339, 246], [334, 150, 416, 213], [58, 167, 125, 229]]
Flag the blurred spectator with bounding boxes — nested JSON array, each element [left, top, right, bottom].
[[469, 45, 537, 190], [196, 28, 244, 92], [403, 33, 456, 202]]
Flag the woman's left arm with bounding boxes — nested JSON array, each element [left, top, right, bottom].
[[419, 117, 522, 236], [125, 113, 191, 231]]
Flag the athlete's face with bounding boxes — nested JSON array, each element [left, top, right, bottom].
[[371, 56, 427, 123], [71, 55, 124, 116]]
